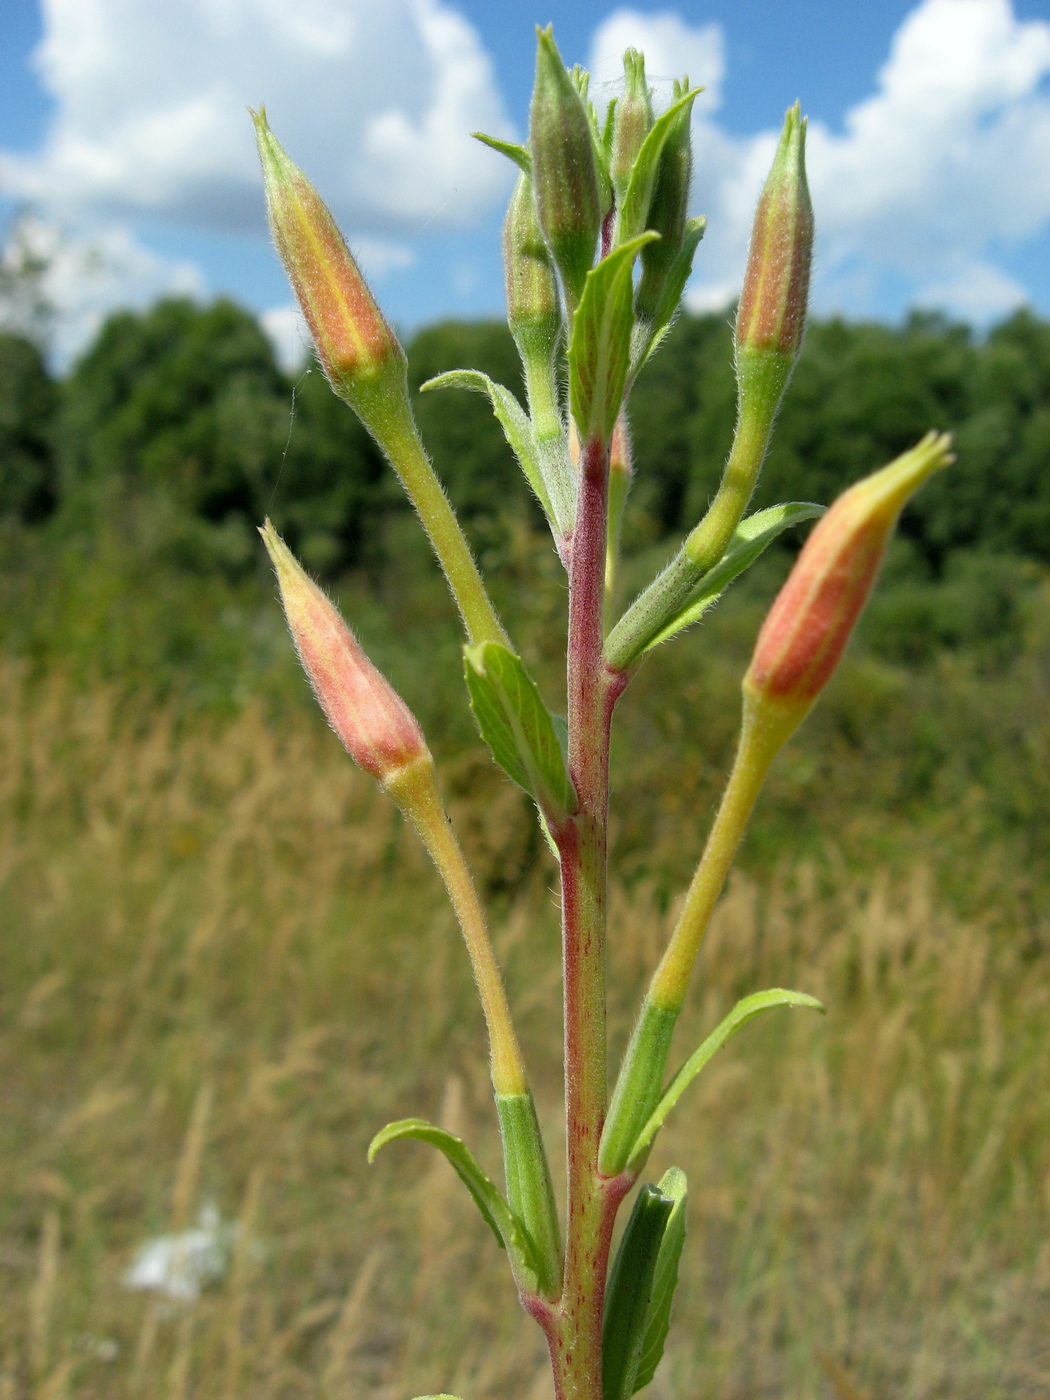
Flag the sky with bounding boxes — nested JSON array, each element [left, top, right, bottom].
[[1, 0, 1049, 368]]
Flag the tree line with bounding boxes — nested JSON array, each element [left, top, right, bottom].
[[2, 297, 1049, 578]]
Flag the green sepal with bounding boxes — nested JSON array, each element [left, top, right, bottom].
[[626, 990, 825, 1173], [421, 370, 566, 535], [570, 233, 658, 446], [617, 87, 702, 245], [472, 132, 532, 176], [464, 641, 577, 821], [598, 1000, 677, 1177], [647, 502, 824, 652], [602, 1184, 673, 1400], [497, 1092, 563, 1299], [368, 1118, 539, 1294], [633, 1167, 688, 1393]]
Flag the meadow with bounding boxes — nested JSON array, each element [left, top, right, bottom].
[[0, 522, 1048, 1400]]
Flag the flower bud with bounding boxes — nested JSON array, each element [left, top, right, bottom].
[[610, 49, 653, 203], [252, 110, 407, 431], [529, 26, 601, 311], [260, 520, 428, 786], [634, 77, 695, 328], [503, 172, 561, 368], [735, 103, 814, 419], [744, 432, 954, 725]]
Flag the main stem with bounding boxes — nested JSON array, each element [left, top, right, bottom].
[[551, 434, 627, 1400]]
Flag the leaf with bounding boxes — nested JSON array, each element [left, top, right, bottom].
[[464, 641, 577, 820], [569, 233, 658, 445], [632, 217, 707, 375], [632, 1167, 688, 1393], [618, 88, 702, 244], [642, 502, 824, 654], [602, 1183, 674, 1400], [627, 990, 825, 1171], [420, 370, 560, 531], [368, 1118, 539, 1293], [472, 132, 531, 175]]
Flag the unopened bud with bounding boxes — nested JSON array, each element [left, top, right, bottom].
[[260, 521, 427, 786], [503, 172, 561, 367], [744, 432, 953, 727], [635, 77, 695, 327], [529, 27, 601, 311], [735, 103, 813, 418], [610, 49, 653, 202], [252, 110, 407, 433]]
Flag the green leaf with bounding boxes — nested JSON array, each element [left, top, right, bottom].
[[618, 88, 702, 244], [464, 641, 577, 820], [633, 1167, 688, 1393], [569, 232, 658, 445], [602, 1183, 674, 1400], [632, 217, 707, 374], [643, 502, 824, 654], [496, 1093, 562, 1299], [420, 370, 560, 532], [472, 132, 532, 175], [627, 990, 825, 1171], [368, 1118, 539, 1293]]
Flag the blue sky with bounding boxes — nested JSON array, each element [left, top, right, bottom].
[[2, 0, 1049, 366]]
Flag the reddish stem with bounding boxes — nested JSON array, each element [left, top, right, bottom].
[[550, 433, 618, 1400]]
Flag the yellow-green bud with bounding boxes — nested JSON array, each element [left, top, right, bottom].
[[503, 172, 561, 367], [529, 26, 601, 311], [635, 77, 695, 326], [610, 49, 653, 203]]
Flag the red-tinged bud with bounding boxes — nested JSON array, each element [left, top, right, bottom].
[[734, 103, 813, 433], [260, 520, 427, 786], [744, 432, 954, 722], [252, 110, 407, 428]]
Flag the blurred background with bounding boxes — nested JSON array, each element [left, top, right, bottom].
[[1, 1, 1049, 1397]]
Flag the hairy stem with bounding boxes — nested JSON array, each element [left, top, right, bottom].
[[553, 432, 618, 1400]]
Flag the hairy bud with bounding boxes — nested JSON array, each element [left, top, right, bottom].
[[745, 432, 953, 725], [252, 110, 407, 433], [529, 27, 601, 311], [261, 521, 427, 786]]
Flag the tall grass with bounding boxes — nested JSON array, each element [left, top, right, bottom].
[[0, 635, 1047, 1399]]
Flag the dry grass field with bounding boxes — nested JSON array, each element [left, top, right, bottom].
[[0, 571, 1048, 1400]]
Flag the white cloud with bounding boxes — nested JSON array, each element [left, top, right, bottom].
[[655, 0, 1050, 324], [0, 213, 202, 368], [2, 0, 515, 236], [588, 9, 724, 115]]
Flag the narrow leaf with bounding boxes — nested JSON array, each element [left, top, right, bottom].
[[368, 1118, 539, 1293], [618, 88, 702, 244], [602, 1184, 674, 1400], [632, 216, 707, 374], [464, 641, 577, 820], [472, 132, 532, 175], [569, 232, 658, 445], [420, 370, 560, 531], [643, 503, 824, 654], [627, 990, 825, 1171], [632, 1167, 688, 1393]]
